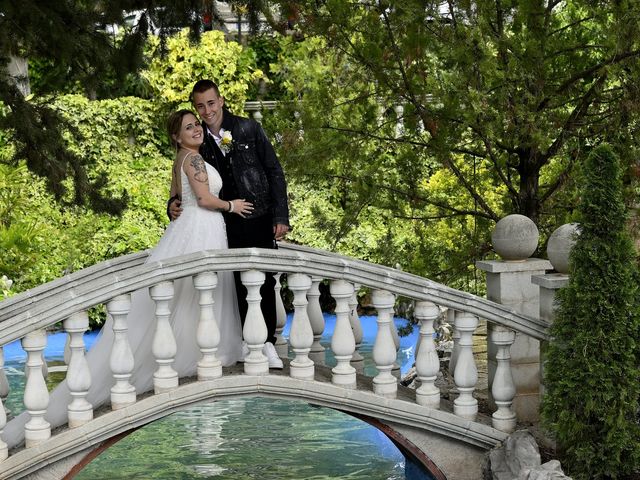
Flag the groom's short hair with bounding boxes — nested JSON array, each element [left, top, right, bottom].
[[190, 79, 221, 101]]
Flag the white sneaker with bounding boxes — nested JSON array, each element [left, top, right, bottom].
[[263, 342, 283, 369]]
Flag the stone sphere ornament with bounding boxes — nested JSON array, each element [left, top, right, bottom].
[[491, 214, 539, 261], [547, 223, 580, 274]]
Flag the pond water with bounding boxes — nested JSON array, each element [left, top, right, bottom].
[[3, 314, 434, 480]]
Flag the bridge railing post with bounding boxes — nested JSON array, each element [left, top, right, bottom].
[[307, 276, 325, 364], [288, 273, 314, 380], [453, 312, 479, 421], [349, 284, 364, 373], [274, 273, 289, 358], [415, 301, 441, 408], [64, 311, 92, 428], [241, 270, 269, 375], [0, 394, 6, 460], [0, 346, 9, 418], [107, 294, 136, 410], [150, 281, 178, 393], [22, 329, 50, 448], [371, 289, 397, 398], [193, 272, 222, 381], [329, 280, 356, 388]]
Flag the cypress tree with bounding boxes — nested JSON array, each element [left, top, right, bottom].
[[542, 144, 640, 479]]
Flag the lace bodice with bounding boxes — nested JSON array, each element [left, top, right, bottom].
[[180, 153, 223, 208]]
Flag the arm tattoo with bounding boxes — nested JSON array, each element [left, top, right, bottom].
[[189, 154, 209, 183]]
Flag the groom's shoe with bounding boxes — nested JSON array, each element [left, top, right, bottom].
[[263, 342, 284, 369]]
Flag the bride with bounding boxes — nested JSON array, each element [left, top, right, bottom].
[[2, 110, 251, 448]]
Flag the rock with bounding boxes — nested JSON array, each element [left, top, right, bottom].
[[485, 431, 571, 480]]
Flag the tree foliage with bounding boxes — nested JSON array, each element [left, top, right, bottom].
[[542, 144, 640, 479]]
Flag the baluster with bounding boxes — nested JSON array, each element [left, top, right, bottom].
[[491, 326, 517, 432], [371, 290, 397, 398], [308, 276, 325, 364], [453, 312, 479, 420], [193, 272, 222, 380], [150, 282, 178, 393], [0, 394, 6, 460], [414, 301, 441, 408], [274, 273, 288, 357], [22, 330, 50, 447], [349, 284, 364, 373], [242, 270, 269, 375], [390, 310, 401, 378], [329, 280, 356, 388], [107, 294, 136, 409], [64, 311, 92, 427], [448, 309, 460, 376], [0, 347, 9, 418], [288, 274, 314, 380]]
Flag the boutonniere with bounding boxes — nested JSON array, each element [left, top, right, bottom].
[[220, 131, 233, 154]]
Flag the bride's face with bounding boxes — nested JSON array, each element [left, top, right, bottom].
[[177, 113, 204, 151]]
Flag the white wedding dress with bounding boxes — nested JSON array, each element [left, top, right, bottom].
[[3, 157, 243, 448]]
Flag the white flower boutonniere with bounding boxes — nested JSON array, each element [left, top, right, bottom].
[[220, 131, 233, 154]]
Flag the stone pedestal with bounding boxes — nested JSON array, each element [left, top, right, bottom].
[[531, 273, 569, 398], [476, 258, 551, 422]]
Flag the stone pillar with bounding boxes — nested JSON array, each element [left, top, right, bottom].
[[531, 223, 578, 398], [476, 214, 551, 422], [273, 273, 289, 357]]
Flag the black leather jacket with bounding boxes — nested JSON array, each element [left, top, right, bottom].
[[200, 111, 289, 226]]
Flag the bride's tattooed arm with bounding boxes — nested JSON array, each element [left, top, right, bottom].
[[190, 154, 209, 184]]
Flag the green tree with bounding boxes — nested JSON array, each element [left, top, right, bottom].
[[542, 144, 640, 479]]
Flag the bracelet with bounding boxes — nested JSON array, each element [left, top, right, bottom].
[[228, 200, 234, 213]]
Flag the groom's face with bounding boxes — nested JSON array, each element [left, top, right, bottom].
[[193, 88, 225, 130]]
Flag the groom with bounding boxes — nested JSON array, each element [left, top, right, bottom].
[[169, 79, 289, 369]]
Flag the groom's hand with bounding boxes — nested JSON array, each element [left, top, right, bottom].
[[169, 198, 183, 221], [274, 224, 289, 241]]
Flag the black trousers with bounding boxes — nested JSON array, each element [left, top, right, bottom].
[[225, 213, 278, 345]]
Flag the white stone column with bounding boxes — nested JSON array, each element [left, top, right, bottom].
[[193, 272, 222, 380], [288, 273, 314, 380], [307, 276, 325, 364], [0, 395, 6, 460], [453, 312, 479, 420], [107, 294, 136, 409], [64, 311, 93, 427], [242, 270, 269, 375], [330, 280, 356, 388], [349, 284, 364, 373], [150, 281, 178, 393], [0, 346, 9, 418], [371, 289, 397, 398], [22, 330, 50, 448], [476, 214, 551, 422], [414, 301, 441, 408], [389, 311, 401, 378], [448, 309, 460, 377], [532, 223, 578, 399], [274, 273, 289, 357], [490, 326, 516, 432]]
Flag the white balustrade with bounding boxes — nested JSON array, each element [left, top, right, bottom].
[[307, 276, 325, 364], [22, 330, 50, 448], [64, 311, 92, 427], [193, 272, 222, 380], [288, 273, 314, 380], [371, 289, 398, 398], [274, 273, 288, 357], [150, 282, 178, 393], [453, 312, 479, 420], [491, 326, 517, 432], [241, 270, 269, 375], [448, 309, 460, 376], [414, 301, 441, 408], [107, 294, 136, 409], [0, 394, 6, 460], [390, 309, 401, 379], [329, 280, 356, 388], [0, 346, 9, 417], [349, 284, 364, 372]]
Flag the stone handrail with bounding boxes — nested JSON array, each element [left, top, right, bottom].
[[0, 244, 549, 347]]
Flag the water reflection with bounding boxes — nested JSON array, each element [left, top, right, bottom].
[[4, 314, 433, 479]]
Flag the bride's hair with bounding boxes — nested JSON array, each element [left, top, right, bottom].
[[167, 109, 196, 151]]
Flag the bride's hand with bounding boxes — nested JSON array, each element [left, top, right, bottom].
[[229, 199, 254, 217]]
